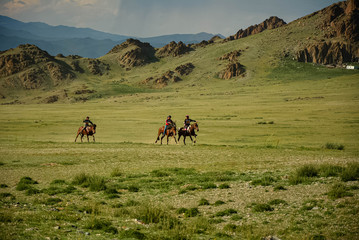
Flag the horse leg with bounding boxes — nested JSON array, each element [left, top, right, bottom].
[[80, 134, 83, 143], [93, 135, 95, 142], [160, 134, 165, 145], [183, 135, 186, 145], [189, 135, 194, 144], [75, 132, 80, 142], [174, 134, 178, 144], [87, 135, 89, 142]]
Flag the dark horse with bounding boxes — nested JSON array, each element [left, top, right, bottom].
[[178, 122, 199, 145], [75, 124, 96, 142], [155, 122, 177, 145]]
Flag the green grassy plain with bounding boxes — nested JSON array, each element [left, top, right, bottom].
[[1, 14, 359, 239]]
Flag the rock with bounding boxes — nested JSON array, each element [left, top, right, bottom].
[[174, 63, 195, 76], [228, 16, 286, 40], [74, 89, 96, 95], [219, 62, 245, 80], [42, 95, 59, 103], [142, 63, 194, 88], [107, 38, 156, 68], [156, 41, 193, 57], [219, 50, 242, 61], [0, 44, 76, 90], [296, 41, 358, 64], [87, 59, 109, 75], [262, 236, 281, 240], [70, 60, 84, 73]]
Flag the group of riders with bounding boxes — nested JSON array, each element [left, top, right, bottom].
[[77, 115, 198, 144]]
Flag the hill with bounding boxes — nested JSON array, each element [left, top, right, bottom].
[[0, 15, 221, 58], [0, 0, 357, 104]]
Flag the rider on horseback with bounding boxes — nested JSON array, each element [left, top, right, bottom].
[[184, 115, 196, 132], [83, 116, 93, 134], [164, 115, 173, 134]]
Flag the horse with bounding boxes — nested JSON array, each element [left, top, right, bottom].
[[178, 122, 199, 145], [75, 124, 96, 142], [155, 122, 178, 145]]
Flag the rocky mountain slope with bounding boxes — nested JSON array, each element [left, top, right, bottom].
[[0, 0, 358, 104]]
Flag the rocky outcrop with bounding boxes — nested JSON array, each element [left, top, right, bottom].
[[218, 50, 245, 79], [107, 39, 156, 68], [295, 0, 359, 64], [156, 41, 192, 57], [219, 62, 245, 80], [296, 41, 358, 64], [319, 0, 359, 42], [219, 50, 242, 61], [227, 16, 286, 41], [0, 44, 75, 90], [142, 63, 195, 88], [87, 59, 110, 75]]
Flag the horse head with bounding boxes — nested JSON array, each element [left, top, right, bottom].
[[193, 122, 199, 132]]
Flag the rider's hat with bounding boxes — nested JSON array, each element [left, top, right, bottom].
[[168, 115, 171, 118], [186, 115, 189, 117]]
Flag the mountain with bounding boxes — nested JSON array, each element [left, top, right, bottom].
[[0, 15, 222, 58], [0, 0, 358, 104]]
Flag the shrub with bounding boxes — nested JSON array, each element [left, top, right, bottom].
[[124, 199, 140, 207], [219, 183, 230, 189], [251, 176, 276, 186], [84, 218, 117, 233], [0, 184, 8, 188], [45, 198, 62, 205], [273, 185, 287, 191], [110, 168, 123, 177], [325, 143, 344, 150], [223, 223, 237, 232], [0, 192, 12, 198], [176, 208, 188, 214], [319, 164, 343, 177], [340, 163, 359, 182], [301, 199, 320, 211], [201, 183, 217, 189], [230, 214, 243, 221], [213, 200, 225, 206], [88, 175, 107, 191], [128, 185, 139, 192], [296, 165, 319, 178], [252, 203, 274, 212], [119, 229, 146, 240], [268, 199, 288, 205], [215, 208, 237, 217], [72, 173, 90, 186], [25, 187, 40, 196], [184, 208, 200, 217], [151, 169, 170, 177], [327, 183, 353, 199], [50, 179, 66, 185], [198, 198, 210, 206], [16, 177, 38, 191]]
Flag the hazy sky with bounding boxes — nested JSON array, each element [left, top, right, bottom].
[[0, 0, 341, 37]]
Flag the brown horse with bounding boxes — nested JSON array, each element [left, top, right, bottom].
[[178, 122, 199, 145], [155, 122, 177, 145], [75, 124, 96, 142]]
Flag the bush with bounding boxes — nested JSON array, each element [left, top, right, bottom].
[[25, 187, 40, 196], [215, 208, 237, 217], [72, 173, 90, 186], [128, 185, 139, 192], [252, 203, 274, 212], [213, 200, 225, 206], [268, 199, 287, 205], [45, 197, 62, 205], [110, 168, 123, 177], [319, 164, 343, 177], [184, 208, 200, 217], [327, 183, 353, 199], [16, 177, 38, 191], [223, 223, 237, 232], [88, 175, 107, 191], [119, 229, 146, 239], [219, 183, 230, 189], [340, 163, 359, 182], [50, 179, 66, 185], [273, 185, 287, 191], [251, 176, 276, 186], [296, 165, 319, 178], [84, 218, 117, 233], [151, 169, 170, 177], [198, 198, 210, 206], [325, 143, 344, 150], [201, 183, 217, 189], [0, 184, 8, 188]]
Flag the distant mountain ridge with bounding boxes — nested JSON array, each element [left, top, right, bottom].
[[0, 15, 223, 58]]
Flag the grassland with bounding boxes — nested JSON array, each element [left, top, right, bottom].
[[1, 13, 359, 239]]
